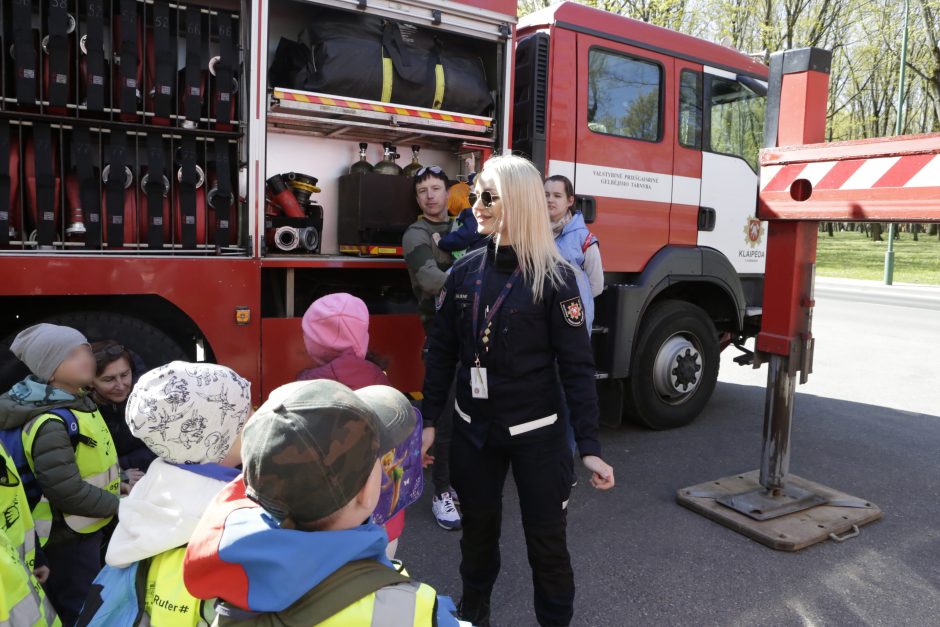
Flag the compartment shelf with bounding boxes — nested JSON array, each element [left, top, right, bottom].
[[267, 88, 494, 145], [261, 255, 406, 268], [0, 244, 250, 256]]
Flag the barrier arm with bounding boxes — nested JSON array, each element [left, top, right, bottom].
[[678, 47, 940, 551]]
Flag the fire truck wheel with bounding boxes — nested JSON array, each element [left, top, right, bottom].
[[625, 300, 720, 430], [33, 311, 189, 371]]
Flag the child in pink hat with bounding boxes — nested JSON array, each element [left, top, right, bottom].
[[299, 292, 386, 388], [298, 293, 422, 557]]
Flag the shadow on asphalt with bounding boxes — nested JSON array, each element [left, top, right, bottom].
[[398, 381, 940, 626]]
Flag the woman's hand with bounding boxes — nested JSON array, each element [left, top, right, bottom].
[[582, 455, 615, 490], [421, 427, 436, 468]]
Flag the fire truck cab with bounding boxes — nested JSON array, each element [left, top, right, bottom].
[[514, 4, 770, 428]]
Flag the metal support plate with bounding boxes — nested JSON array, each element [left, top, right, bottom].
[[716, 484, 827, 521], [677, 470, 882, 551]]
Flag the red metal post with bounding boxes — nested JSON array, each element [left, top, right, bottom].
[[754, 48, 830, 494]]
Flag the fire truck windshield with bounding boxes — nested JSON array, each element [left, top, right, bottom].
[[707, 76, 766, 172]]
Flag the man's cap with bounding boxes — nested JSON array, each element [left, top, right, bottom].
[[242, 379, 416, 525]]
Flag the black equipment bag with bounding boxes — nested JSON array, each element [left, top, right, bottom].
[[291, 10, 492, 115], [268, 38, 312, 90]]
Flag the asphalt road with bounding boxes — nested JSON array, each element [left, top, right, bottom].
[[398, 278, 940, 626]]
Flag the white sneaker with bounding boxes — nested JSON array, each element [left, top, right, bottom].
[[431, 491, 462, 530]]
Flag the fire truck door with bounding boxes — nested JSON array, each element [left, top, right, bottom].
[[573, 33, 675, 272], [697, 67, 768, 274], [671, 61, 704, 246]]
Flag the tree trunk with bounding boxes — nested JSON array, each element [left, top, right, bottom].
[[929, 224, 938, 236], [913, 224, 919, 241], [871, 222, 883, 241], [827, 222, 834, 236]]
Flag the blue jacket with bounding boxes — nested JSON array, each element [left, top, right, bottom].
[[422, 242, 601, 458], [437, 207, 486, 256], [554, 212, 595, 333], [182, 479, 459, 625]]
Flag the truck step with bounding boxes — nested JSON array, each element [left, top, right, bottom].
[[733, 342, 755, 366]]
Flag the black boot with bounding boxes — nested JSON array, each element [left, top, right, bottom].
[[456, 588, 492, 627]]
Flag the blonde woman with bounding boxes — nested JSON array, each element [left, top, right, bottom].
[[420, 155, 615, 627]]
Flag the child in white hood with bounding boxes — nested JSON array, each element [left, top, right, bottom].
[[78, 361, 251, 625]]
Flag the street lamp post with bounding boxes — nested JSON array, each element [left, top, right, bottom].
[[885, 0, 911, 285]]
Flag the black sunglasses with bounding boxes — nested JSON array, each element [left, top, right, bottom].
[[468, 191, 500, 208], [415, 165, 444, 177]]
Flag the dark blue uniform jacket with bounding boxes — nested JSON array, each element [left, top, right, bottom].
[[422, 241, 602, 458]]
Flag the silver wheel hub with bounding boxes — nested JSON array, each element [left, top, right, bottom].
[[652, 334, 702, 401]]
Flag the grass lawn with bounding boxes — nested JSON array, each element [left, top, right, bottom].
[[815, 229, 940, 284]]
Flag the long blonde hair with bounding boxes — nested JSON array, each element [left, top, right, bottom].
[[481, 155, 568, 302]]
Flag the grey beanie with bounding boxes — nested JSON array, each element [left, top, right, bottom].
[[9, 323, 90, 382]]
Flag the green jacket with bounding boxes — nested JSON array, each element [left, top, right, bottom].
[[0, 377, 119, 545], [402, 217, 454, 333]]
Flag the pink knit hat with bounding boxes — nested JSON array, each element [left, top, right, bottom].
[[301, 293, 370, 367]]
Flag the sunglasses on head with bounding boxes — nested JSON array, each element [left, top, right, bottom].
[[94, 344, 126, 360], [415, 165, 444, 178], [468, 191, 500, 208]]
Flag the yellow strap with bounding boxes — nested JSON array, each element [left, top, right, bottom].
[[433, 64, 445, 110], [381, 57, 394, 103]]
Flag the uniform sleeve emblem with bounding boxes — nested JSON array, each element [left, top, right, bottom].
[[436, 287, 447, 311], [560, 297, 584, 327]]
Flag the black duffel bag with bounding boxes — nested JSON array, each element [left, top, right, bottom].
[[285, 10, 492, 115], [269, 37, 313, 90]]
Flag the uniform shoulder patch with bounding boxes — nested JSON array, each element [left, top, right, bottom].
[[560, 297, 584, 327], [436, 286, 447, 311]]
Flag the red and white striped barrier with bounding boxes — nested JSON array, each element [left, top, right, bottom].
[[758, 133, 940, 221]]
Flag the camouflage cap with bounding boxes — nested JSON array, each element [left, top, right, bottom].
[[241, 379, 416, 525]]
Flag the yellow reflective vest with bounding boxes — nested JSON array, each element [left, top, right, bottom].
[[144, 547, 213, 626], [315, 580, 438, 626], [22, 408, 120, 545], [216, 577, 439, 626], [0, 443, 59, 627]]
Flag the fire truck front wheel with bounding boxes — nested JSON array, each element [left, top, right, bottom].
[[625, 300, 720, 430]]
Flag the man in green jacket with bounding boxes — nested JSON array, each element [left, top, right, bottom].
[[403, 166, 455, 335], [402, 166, 462, 533], [1, 324, 120, 625]]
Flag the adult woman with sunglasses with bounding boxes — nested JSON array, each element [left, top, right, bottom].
[[421, 155, 615, 627], [90, 341, 155, 489]]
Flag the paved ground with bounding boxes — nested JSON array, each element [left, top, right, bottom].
[[398, 278, 940, 626]]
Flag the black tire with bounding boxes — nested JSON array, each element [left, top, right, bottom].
[[26, 311, 189, 373], [624, 300, 720, 430], [0, 348, 31, 394]]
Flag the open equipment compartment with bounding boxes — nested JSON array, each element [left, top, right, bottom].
[[259, 0, 513, 256]]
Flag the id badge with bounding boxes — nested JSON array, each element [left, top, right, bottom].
[[471, 366, 488, 399]]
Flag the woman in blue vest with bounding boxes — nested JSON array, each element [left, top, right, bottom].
[[545, 175, 603, 327], [545, 175, 604, 475]]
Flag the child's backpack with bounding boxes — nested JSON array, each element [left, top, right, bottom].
[[0, 407, 83, 508], [372, 407, 425, 526]]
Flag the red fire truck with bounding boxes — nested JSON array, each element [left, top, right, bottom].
[[0, 0, 768, 429]]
